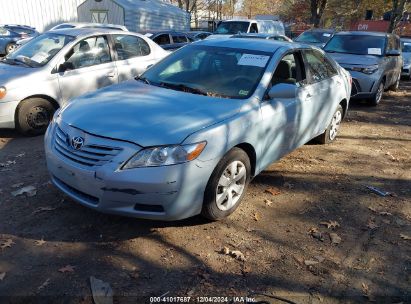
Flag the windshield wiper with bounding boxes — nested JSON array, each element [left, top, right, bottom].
[[11, 57, 35, 68], [135, 76, 151, 85], [159, 82, 208, 96]]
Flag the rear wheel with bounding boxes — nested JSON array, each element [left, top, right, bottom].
[[5, 43, 16, 54], [316, 105, 343, 144], [201, 148, 251, 220], [368, 81, 384, 106], [16, 98, 56, 136]]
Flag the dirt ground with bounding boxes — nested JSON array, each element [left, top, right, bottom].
[[0, 80, 410, 304]]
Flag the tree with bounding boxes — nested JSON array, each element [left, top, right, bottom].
[[388, 0, 409, 32], [310, 0, 328, 27]]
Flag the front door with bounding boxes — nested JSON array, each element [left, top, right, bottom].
[[258, 51, 308, 170], [57, 35, 118, 103]]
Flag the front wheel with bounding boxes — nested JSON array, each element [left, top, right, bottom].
[[201, 148, 251, 220], [368, 81, 384, 106], [316, 105, 343, 144], [5, 43, 16, 54], [16, 98, 56, 136]]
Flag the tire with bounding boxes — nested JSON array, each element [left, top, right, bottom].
[[5, 43, 16, 55], [316, 105, 343, 145], [201, 148, 251, 220], [16, 98, 56, 136], [368, 81, 384, 106]]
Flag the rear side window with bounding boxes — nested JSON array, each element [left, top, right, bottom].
[[172, 35, 188, 43], [113, 35, 151, 60], [303, 50, 337, 83], [0, 27, 10, 35], [153, 34, 171, 45]]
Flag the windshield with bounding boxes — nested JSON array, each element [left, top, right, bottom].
[[324, 35, 386, 56], [401, 40, 411, 52], [295, 31, 332, 43], [215, 21, 250, 35], [141, 45, 271, 99], [4, 33, 75, 67]]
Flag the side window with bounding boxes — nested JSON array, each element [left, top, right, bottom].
[[303, 50, 337, 83], [0, 27, 10, 36], [250, 23, 258, 33], [271, 52, 306, 87], [113, 35, 151, 60], [153, 34, 171, 45], [64, 36, 111, 70], [172, 35, 188, 43]]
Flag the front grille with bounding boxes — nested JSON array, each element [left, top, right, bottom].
[[54, 126, 122, 167]]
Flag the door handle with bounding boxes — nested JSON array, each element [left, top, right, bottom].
[[106, 72, 115, 78]]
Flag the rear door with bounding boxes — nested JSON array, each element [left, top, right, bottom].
[[111, 34, 157, 82], [57, 35, 118, 103], [301, 49, 340, 140]]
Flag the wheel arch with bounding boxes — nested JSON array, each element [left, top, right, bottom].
[[234, 142, 257, 177], [339, 98, 348, 119]]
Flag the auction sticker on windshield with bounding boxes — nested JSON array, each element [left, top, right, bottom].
[[368, 48, 382, 55], [238, 54, 270, 67]]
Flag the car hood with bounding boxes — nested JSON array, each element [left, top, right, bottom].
[[327, 53, 380, 66], [59, 81, 244, 147], [0, 62, 35, 86]]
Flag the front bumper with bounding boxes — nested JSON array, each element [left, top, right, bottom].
[[45, 122, 217, 220], [0, 100, 19, 129]]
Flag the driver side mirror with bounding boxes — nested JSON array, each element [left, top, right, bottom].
[[386, 49, 400, 56], [268, 83, 296, 99], [58, 62, 74, 73]]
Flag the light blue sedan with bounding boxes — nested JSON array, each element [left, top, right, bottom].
[[45, 38, 352, 221]]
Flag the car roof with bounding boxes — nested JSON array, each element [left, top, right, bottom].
[[147, 30, 188, 35], [303, 28, 334, 33], [2, 24, 35, 29], [48, 27, 132, 37], [196, 37, 307, 53], [334, 31, 388, 37]]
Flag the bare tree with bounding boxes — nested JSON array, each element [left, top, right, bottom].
[[388, 0, 409, 32], [310, 0, 328, 27]]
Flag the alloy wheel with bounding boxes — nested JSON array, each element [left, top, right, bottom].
[[215, 160, 247, 211]]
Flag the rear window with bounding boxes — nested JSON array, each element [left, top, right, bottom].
[[324, 35, 386, 56]]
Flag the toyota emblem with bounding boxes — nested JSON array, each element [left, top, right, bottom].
[[71, 136, 84, 150]]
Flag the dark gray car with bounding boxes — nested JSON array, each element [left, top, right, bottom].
[[294, 29, 334, 48], [401, 38, 411, 79], [0, 25, 39, 55], [145, 31, 192, 51], [324, 31, 402, 106]]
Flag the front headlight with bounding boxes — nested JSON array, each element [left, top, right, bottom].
[[122, 141, 207, 169], [350, 66, 379, 74], [0, 87, 6, 99]]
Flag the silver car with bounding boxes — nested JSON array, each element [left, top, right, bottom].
[[324, 31, 402, 106], [45, 38, 351, 221], [0, 28, 167, 134], [401, 38, 411, 79]]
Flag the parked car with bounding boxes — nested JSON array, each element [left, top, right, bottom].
[[50, 22, 128, 32], [45, 38, 351, 221], [144, 31, 192, 50], [186, 31, 212, 41], [0, 25, 39, 55], [401, 37, 411, 79], [208, 19, 285, 39], [0, 28, 168, 134], [294, 29, 334, 47], [324, 31, 402, 106], [231, 33, 292, 42]]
